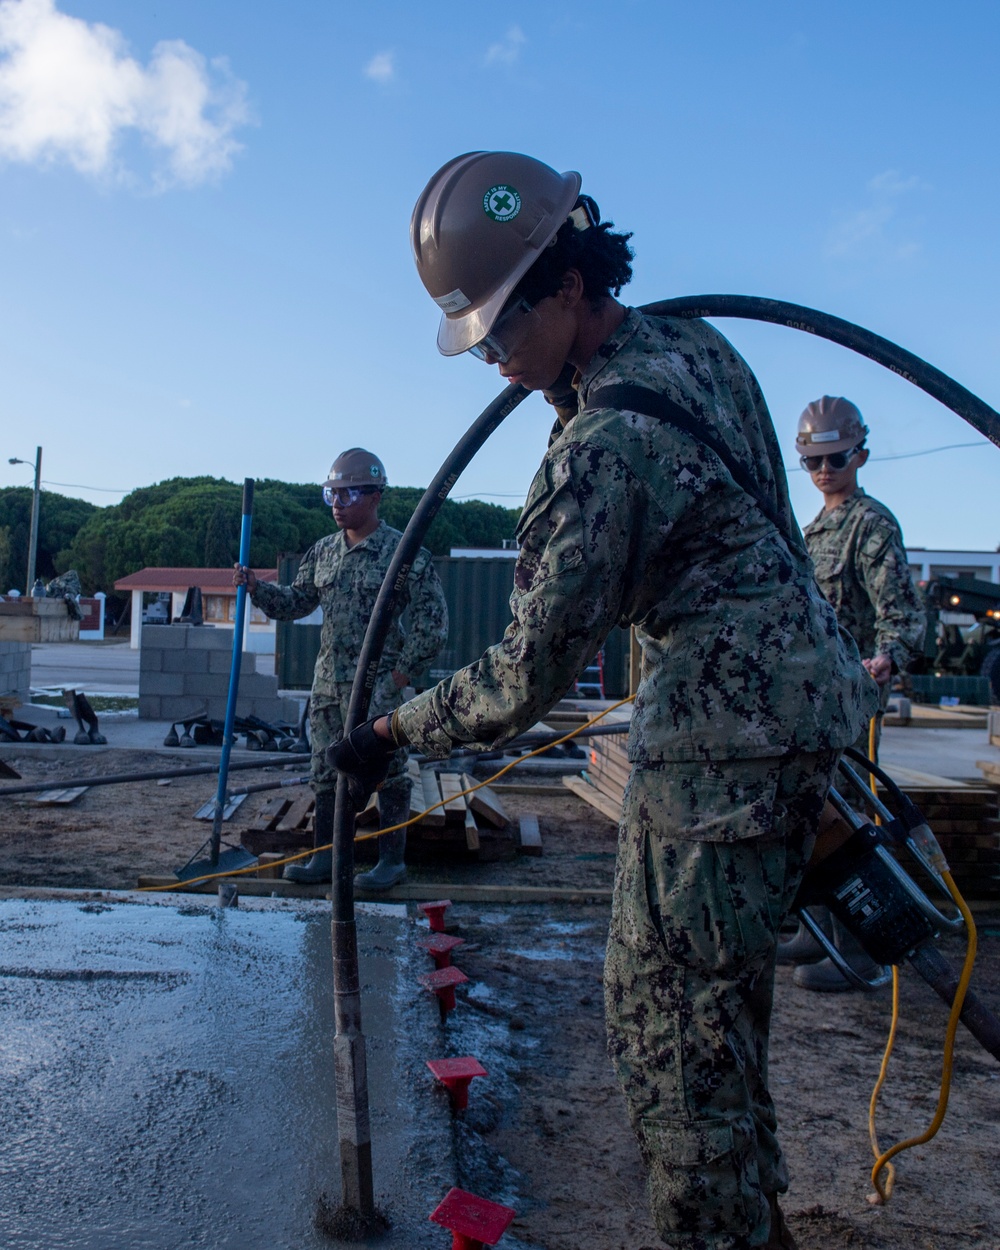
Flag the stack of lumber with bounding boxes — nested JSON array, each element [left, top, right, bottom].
[[405, 760, 516, 863], [884, 703, 988, 729], [239, 761, 517, 864], [567, 723, 1000, 899]]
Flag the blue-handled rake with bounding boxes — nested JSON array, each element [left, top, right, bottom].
[[176, 478, 259, 882]]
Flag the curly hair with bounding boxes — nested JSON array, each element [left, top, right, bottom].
[[514, 195, 635, 309]]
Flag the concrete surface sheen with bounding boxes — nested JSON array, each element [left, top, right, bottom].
[[0, 897, 452, 1249]]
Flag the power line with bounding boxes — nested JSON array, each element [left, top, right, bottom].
[[40, 479, 129, 493]]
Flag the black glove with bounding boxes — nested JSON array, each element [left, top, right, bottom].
[[327, 717, 398, 811]]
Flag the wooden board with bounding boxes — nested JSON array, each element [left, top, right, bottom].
[[562, 775, 622, 824], [32, 786, 88, 805], [464, 808, 480, 852], [517, 813, 543, 856], [193, 792, 248, 822], [463, 775, 509, 829], [977, 760, 1000, 787], [136, 875, 613, 903], [439, 773, 468, 820], [275, 793, 315, 833], [419, 769, 446, 827]]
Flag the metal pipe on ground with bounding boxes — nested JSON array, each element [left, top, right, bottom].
[[0, 754, 308, 799]]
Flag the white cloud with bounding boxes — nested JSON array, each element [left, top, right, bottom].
[[485, 26, 526, 66], [825, 169, 927, 261], [364, 50, 394, 84], [0, 0, 250, 188]]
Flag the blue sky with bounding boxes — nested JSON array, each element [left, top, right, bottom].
[[1, 0, 998, 558]]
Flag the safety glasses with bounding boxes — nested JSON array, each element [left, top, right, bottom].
[[799, 445, 864, 473], [468, 296, 541, 363], [322, 485, 378, 507]]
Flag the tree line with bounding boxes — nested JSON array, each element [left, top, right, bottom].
[[0, 478, 521, 597]]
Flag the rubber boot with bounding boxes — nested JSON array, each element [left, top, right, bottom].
[[284, 792, 334, 883], [776, 907, 832, 965], [793, 917, 882, 992], [354, 785, 409, 891]]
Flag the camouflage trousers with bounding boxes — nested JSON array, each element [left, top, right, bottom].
[[605, 749, 840, 1249], [309, 677, 409, 801]]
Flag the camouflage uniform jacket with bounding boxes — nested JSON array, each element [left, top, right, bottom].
[[397, 308, 877, 761], [250, 521, 448, 695], [803, 488, 926, 672]]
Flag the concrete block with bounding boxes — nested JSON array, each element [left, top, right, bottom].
[[237, 673, 279, 699], [141, 625, 187, 650], [162, 651, 210, 675], [236, 698, 286, 724], [186, 674, 232, 699], [159, 696, 212, 722], [280, 696, 307, 723], [139, 647, 163, 673], [185, 626, 232, 650], [138, 695, 162, 720], [208, 651, 235, 675], [139, 672, 186, 697]]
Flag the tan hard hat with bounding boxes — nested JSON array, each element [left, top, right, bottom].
[[796, 396, 869, 456], [325, 448, 388, 490], [411, 151, 582, 356]]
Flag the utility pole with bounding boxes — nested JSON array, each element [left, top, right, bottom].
[[8, 446, 42, 593]]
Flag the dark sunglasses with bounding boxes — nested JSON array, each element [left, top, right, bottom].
[[799, 444, 864, 473]]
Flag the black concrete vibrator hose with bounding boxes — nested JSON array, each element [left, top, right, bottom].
[[327, 295, 1000, 1219]]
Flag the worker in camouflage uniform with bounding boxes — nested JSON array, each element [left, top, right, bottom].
[[779, 397, 926, 991], [234, 448, 447, 888], [330, 152, 878, 1250]]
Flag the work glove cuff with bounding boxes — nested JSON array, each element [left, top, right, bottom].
[[327, 717, 399, 811]]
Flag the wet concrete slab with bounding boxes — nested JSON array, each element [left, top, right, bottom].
[[0, 893, 455, 1249]]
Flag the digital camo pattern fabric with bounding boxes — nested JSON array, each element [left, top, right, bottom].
[[393, 307, 877, 1246], [251, 520, 447, 797], [309, 679, 409, 798], [250, 520, 448, 691], [605, 751, 839, 1248], [803, 487, 926, 673], [397, 308, 879, 760]]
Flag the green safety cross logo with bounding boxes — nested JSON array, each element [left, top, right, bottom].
[[483, 184, 521, 222]]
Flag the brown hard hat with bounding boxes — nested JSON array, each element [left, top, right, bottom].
[[411, 151, 582, 356], [325, 448, 388, 490], [796, 396, 869, 456]]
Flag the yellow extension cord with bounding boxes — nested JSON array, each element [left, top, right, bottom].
[[864, 715, 979, 1204], [139, 694, 636, 894]]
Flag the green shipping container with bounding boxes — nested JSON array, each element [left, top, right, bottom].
[[275, 553, 629, 698]]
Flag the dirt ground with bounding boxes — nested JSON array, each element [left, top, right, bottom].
[[1, 745, 999, 1249]]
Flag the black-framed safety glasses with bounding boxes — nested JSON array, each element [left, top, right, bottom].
[[322, 485, 378, 507], [799, 444, 864, 473], [468, 296, 541, 364]]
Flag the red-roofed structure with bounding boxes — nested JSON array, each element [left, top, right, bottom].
[[114, 566, 279, 649]]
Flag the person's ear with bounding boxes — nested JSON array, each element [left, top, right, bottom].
[[559, 268, 585, 308], [856, 448, 870, 468]]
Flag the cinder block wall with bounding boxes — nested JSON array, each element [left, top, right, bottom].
[[0, 640, 32, 704], [138, 625, 301, 724]]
